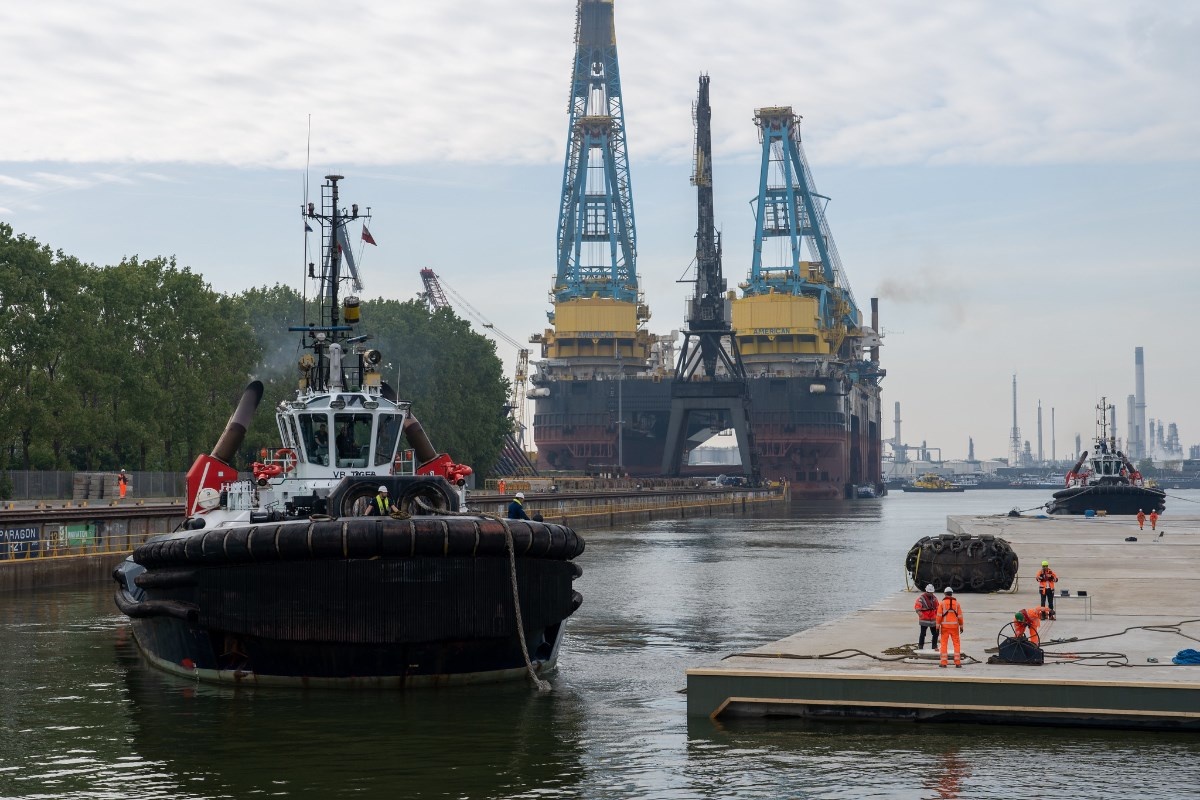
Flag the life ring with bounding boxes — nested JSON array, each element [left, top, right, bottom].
[[275, 448, 297, 473]]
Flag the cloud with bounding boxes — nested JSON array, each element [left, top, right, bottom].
[[0, 174, 40, 190], [2, 0, 1196, 169]]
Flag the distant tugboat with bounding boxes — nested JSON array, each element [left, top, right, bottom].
[[114, 175, 584, 687], [902, 474, 965, 493], [1045, 398, 1165, 516]]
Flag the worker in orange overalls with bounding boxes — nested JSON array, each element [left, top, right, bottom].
[[118, 469, 128, 499], [1150, 510, 1159, 531], [1013, 606, 1054, 645], [1137, 509, 1146, 530], [936, 587, 964, 668], [498, 478, 507, 496], [1036, 560, 1058, 611]]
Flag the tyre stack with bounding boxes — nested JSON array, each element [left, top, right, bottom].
[[905, 533, 1018, 592]]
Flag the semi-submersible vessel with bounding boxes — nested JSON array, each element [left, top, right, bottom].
[[529, 0, 885, 498]]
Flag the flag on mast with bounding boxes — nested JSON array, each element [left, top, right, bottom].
[[361, 226, 377, 246]]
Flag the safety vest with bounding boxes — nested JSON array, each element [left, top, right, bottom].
[[1037, 568, 1057, 589], [914, 593, 937, 622], [374, 494, 389, 515], [937, 597, 962, 626]]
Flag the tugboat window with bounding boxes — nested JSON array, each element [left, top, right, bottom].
[[335, 413, 373, 467], [298, 414, 330, 465], [374, 415, 403, 466]]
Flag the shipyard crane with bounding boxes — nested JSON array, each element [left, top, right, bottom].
[[661, 75, 760, 485], [418, 269, 537, 476], [527, 0, 659, 477], [745, 108, 861, 355]]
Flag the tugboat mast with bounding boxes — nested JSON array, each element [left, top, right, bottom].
[[298, 174, 369, 392]]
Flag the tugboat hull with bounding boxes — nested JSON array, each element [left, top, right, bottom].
[[114, 517, 584, 686], [1046, 485, 1166, 516]]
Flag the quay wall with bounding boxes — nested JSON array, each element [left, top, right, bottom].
[[0, 487, 787, 593]]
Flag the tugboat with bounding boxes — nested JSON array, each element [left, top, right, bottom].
[[902, 474, 965, 493], [114, 175, 584, 687], [1046, 398, 1165, 516]]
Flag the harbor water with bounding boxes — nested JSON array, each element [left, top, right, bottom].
[[2, 490, 1199, 799]]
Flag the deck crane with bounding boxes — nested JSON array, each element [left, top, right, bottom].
[[418, 269, 537, 477]]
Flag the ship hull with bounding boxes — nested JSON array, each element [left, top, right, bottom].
[[114, 517, 584, 686], [1046, 484, 1166, 516], [532, 372, 883, 498]]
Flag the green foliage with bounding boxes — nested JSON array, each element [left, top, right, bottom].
[[0, 224, 510, 476], [365, 299, 510, 473]]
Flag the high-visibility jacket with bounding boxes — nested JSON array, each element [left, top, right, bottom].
[[372, 494, 391, 515], [936, 597, 963, 628], [914, 592, 938, 623], [1037, 568, 1058, 590], [1015, 607, 1049, 642]]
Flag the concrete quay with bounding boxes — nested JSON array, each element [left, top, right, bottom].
[[687, 512, 1200, 730]]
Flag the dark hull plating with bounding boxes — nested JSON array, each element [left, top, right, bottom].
[[115, 517, 584, 686], [532, 372, 883, 498], [1046, 484, 1166, 516]]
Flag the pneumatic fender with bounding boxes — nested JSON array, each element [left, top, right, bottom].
[[132, 515, 585, 567], [905, 532, 1018, 592]]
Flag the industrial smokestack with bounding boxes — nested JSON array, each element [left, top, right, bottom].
[[870, 297, 880, 363], [1037, 401, 1043, 465], [1009, 374, 1022, 466], [1051, 407, 1056, 463], [1134, 347, 1147, 459], [1126, 395, 1136, 457], [893, 401, 904, 464]]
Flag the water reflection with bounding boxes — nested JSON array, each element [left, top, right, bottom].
[[119, 634, 587, 799]]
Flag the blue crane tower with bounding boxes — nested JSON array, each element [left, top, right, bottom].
[[744, 107, 861, 354], [554, 0, 638, 306], [535, 0, 653, 379]]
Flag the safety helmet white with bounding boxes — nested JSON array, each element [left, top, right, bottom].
[[515, 492, 525, 499], [944, 587, 954, 594], [925, 584, 935, 592], [378, 485, 388, 493]]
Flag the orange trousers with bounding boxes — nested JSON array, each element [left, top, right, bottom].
[[939, 626, 962, 665], [119, 483, 127, 499]]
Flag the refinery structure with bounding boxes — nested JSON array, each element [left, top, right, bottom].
[[528, 0, 885, 498], [884, 347, 1193, 485]]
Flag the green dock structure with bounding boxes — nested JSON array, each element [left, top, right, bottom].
[[687, 513, 1200, 730]]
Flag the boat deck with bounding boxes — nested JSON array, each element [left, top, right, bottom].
[[687, 512, 1200, 729]]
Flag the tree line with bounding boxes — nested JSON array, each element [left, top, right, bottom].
[[0, 223, 511, 477]]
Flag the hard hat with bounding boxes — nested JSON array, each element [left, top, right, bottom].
[[1015, 611, 1025, 621], [925, 584, 935, 593], [378, 485, 388, 493], [120, 468, 126, 473], [515, 492, 525, 499], [1042, 560, 1049, 566], [944, 587, 953, 594]]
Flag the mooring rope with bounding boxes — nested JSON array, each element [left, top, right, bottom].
[[499, 518, 550, 691]]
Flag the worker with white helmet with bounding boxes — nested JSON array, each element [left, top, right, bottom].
[[367, 485, 398, 516], [936, 587, 965, 668], [507, 491, 530, 520]]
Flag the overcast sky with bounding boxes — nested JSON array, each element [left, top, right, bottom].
[[2, 0, 1197, 462]]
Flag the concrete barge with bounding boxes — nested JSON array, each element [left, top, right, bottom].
[[687, 513, 1200, 730]]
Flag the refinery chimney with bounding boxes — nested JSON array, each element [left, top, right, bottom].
[[1009, 374, 1022, 466], [1037, 401, 1043, 464], [893, 401, 905, 464], [1133, 347, 1147, 459]]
